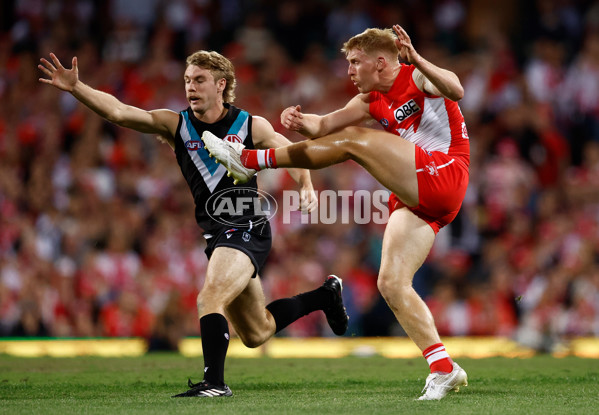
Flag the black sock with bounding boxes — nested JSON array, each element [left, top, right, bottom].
[[200, 313, 229, 386], [266, 286, 333, 333]]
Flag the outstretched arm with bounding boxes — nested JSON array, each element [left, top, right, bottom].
[[38, 53, 179, 147], [252, 116, 317, 212], [393, 25, 464, 101], [280, 94, 371, 139]]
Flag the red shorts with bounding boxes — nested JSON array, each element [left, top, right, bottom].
[[388, 147, 469, 234]]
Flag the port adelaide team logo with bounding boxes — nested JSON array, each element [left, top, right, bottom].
[[206, 187, 278, 227]]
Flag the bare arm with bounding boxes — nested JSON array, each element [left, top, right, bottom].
[[280, 94, 371, 139], [393, 25, 464, 101], [38, 53, 179, 147], [252, 116, 317, 212]]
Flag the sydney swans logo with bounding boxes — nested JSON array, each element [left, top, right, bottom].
[[206, 187, 278, 226]]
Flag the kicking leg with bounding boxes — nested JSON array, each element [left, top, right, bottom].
[[202, 126, 419, 206], [273, 127, 419, 206]]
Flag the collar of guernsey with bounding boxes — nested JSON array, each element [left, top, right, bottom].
[[369, 63, 414, 112], [180, 106, 250, 192]]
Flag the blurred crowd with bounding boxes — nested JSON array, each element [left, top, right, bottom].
[[1, 0, 599, 352]]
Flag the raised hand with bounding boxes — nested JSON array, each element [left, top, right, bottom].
[[38, 53, 79, 92], [280, 105, 304, 131], [393, 25, 419, 64]]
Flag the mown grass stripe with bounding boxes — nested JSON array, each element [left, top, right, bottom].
[[0, 355, 597, 414]]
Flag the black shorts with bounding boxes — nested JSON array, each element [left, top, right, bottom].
[[203, 221, 272, 278]]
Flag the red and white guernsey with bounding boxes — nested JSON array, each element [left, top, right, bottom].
[[369, 63, 470, 165]]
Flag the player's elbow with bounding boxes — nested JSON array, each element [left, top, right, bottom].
[[105, 104, 133, 126], [299, 125, 321, 140], [105, 107, 125, 125], [449, 86, 464, 101]]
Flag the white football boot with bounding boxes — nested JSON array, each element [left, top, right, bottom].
[[201, 130, 256, 185], [418, 362, 468, 401]]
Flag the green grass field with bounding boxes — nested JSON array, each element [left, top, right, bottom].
[[1, 354, 597, 414]]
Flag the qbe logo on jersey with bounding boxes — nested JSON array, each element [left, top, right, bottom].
[[394, 99, 421, 123], [206, 187, 278, 227]]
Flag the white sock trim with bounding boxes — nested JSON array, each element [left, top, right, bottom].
[[426, 350, 450, 365], [424, 345, 445, 358], [257, 150, 267, 169]]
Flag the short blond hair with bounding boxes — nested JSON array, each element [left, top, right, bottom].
[[341, 28, 399, 60], [186, 51, 237, 103]]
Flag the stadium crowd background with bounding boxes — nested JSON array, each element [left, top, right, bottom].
[[1, 0, 598, 353]]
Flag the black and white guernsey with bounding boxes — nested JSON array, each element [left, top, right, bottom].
[[174, 104, 265, 234]]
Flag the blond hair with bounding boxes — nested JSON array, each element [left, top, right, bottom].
[[186, 51, 237, 103], [341, 28, 399, 60]]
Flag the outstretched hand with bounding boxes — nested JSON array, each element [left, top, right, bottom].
[[280, 105, 304, 132], [393, 25, 419, 64], [38, 53, 79, 92]]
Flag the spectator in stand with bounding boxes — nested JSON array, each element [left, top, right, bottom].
[[0, 0, 598, 354]]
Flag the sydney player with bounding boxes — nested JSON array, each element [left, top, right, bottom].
[[202, 25, 469, 400]]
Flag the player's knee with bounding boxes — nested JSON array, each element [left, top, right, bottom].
[[343, 126, 369, 137], [196, 292, 213, 315], [341, 126, 372, 157], [377, 271, 412, 302], [238, 331, 268, 348], [377, 275, 392, 300], [197, 287, 229, 314]]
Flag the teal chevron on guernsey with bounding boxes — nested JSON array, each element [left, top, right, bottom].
[[182, 111, 221, 175], [179, 109, 251, 193], [227, 109, 249, 137], [180, 111, 225, 192]]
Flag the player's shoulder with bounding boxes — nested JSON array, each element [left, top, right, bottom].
[[248, 114, 276, 146], [250, 114, 272, 130], [347, 93, 373, 109], [152, 108, 181, 122], [150, 108, 182, 146], [226, 103, 251, 118]]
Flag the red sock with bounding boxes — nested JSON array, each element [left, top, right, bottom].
[[423, 343, 454, 374], [240, 148, 277, 171]]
